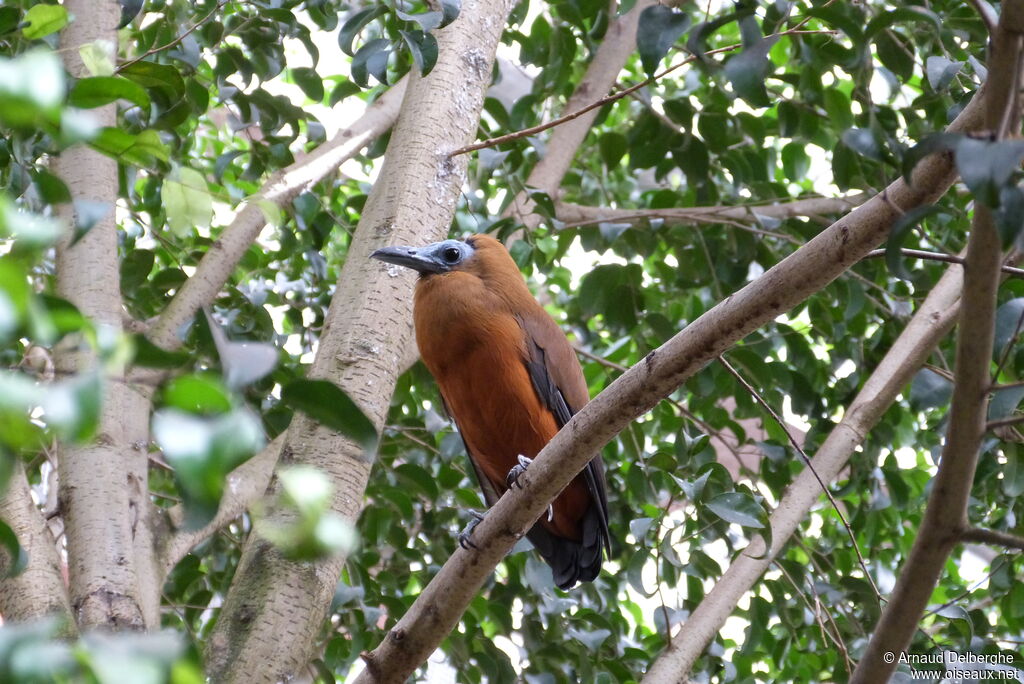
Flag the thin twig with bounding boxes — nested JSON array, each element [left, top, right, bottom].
[[773, 559, 854, 678], [924, 557, 1008, 618], [118, 0, 230, 73], [862, 248, 1024, 278], [717, 355, 883, 603], [450, 28, 838, 157], [986, 413, 1024, 431], [993, 305, 1024, 380]]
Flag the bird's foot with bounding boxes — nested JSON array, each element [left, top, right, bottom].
[[506, 454, 533, 489], [506, 455, 554, 522], [458, 510, 486, 550]]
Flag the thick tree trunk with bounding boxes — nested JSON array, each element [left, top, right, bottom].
[[54, 0, 156, 630], [204, 0, 515, 680]]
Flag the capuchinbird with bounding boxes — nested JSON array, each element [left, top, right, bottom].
[[371, 234, 611, 589]]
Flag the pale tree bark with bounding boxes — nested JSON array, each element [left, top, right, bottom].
[[129, 76, 406, 590], [503, 0, 655, 235], [555, 193, 868, 228], [642, 260, 965, 683], [203, 0, 515, 680], [157, 435, 284, 575], [353, 78, 987, 684], [54, 0, 156, 630], [851, 5, 1024, 681], [0, 462, 74, 628], [147, 78, 408, 351]]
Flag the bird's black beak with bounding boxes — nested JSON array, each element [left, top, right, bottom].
[[370, 245, 448, 275]]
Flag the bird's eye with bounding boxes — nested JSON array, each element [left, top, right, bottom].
[[442, 247, 461, 263]]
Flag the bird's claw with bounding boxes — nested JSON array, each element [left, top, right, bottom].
[[506, 455, 554, 521], [458, 510, 485, 550], [506, 454, 533, 490]]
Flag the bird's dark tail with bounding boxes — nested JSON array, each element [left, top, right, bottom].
[[527, 503, 606, 590]]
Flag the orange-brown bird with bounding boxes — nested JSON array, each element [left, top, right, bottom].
[[371, 234, 610, 589]]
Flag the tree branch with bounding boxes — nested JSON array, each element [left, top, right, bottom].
[[147, 77, 408, 350], [556, 194, 867, 229], [117, 0, 229, 72], [0, 462, 75, 628], [850, 5, 1024, 681], [862, 248, 1024, 278], [717, 355, 881, 602], [960, 526, 1024, 551], [642, 244, 967, 683], [450, 28, 837, 157], [354, 56, 988, 684], [157, 434, 284, 575], [501, 0, 655, 234]]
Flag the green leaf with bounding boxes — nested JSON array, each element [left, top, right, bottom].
[[875, 30, 914, 81], [724, 37, 776, 107], [351, 39, 390, 88], [338, 7, 386, 56], [263, 466, 359, 560], [955, 138, 1024, 208], [994, 298, 1024, 359], [0, 519, 27, 578], [1003, 451, 1024, 497], [598, 132, 627, 168], [439, 0, 460, 28], [162, 374, 232, 415], [0, 49, 65, 124], [204, 310, 278, 389], [42, 373, 103, 442], [22, 4, 68, 39], [989, 386, 1024, 422], [637, 6, 690, 76], [706, 492, 765, 528], [626, 547, 654, 597], [926, 56, 963, 92], [32, 169, 71, 205], [69, 76, 150, 112], [909, 368, 953, 411], [91, 127, 170, 166], [79, 41, 116, 76], [396, 9, 442, 32], [781, 142, 809, 180], [0, 203, 63, 248], [841, 127, 882, 160], [864, 6, 942, 42], [0, 8, 20, 35], [162, 167, 212, 237], [152, 408, 264, 529], [291, 67, 324, 102], [822, 89, 853, 131], [120, 248, 155, 291], [885, 204, 943, 281], [399, 31, 438, 76], [118, 0, 144, 29], [131, 335, 191, 369], [280, 380, 378, 452], [118, 61, 186, 100]]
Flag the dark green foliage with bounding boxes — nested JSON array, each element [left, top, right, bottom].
[[0, 0, 1022, 682]]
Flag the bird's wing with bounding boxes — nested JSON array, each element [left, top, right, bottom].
[[439, 393, 503, 508], [516, 313, 611, 556]]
